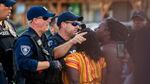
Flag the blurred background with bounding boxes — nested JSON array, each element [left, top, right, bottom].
[[10, 0, 150, 34]]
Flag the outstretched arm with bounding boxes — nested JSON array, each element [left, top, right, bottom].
[[53, 32, 87, 59]]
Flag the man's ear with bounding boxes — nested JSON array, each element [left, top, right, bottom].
[[61, 22, 67, 28]]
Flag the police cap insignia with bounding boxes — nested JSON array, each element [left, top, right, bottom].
[[21, 45, 31, 56]]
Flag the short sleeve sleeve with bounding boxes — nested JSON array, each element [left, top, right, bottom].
[[64, 53, 80, 70]]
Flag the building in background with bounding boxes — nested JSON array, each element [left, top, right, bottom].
[[11, 0, 150, 30]]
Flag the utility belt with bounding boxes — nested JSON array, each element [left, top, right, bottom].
[[16, 69, 47, 84], [17, 65, 62, 84]]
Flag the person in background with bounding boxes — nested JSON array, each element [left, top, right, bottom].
[[0, 0, 17, 83], [63, 28, 106, 84], [95, 18, 133, 84], [127, 11, 148, 55], [127, 11, 150, 84], [14, 6, 61, 84], [131, 10, 147, 31], [126, 11, 148, 84], [131, 21, 150, 84], [49, 16, 59, 35]]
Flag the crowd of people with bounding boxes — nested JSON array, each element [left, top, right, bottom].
[[0, 0, 150, 84]]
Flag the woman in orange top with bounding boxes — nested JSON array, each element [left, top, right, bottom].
[[62, 28, 106, 84]]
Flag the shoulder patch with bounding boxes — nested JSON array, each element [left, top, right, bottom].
[[21, 45, 31, 56], [48, 40, 54, 47]]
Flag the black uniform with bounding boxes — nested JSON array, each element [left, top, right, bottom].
[[48, 33, 76, 56], [14, 28, 52, 84], [0, 20, 17, 83], [48, 33, 76, 84]]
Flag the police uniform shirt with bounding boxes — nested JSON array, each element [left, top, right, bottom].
[[14, 28, 40, 71], [48, 33, 76, 58]]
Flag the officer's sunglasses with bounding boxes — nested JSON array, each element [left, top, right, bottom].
[[65, 21, 80, 26], [43, 17, 51, 20], [4, 4, 13, 7]]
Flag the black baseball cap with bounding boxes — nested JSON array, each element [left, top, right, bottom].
[[0, 0, 16, 7], [27, 6, 55, 21], [57, 11, 83, 26], [131, 11, 146, 20]]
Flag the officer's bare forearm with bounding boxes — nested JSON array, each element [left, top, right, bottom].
[[36, 61, 50, 71], [53, 32, 87, 59], [53, 40, 74, 59]]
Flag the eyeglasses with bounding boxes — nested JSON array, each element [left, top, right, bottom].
[[42, 17, 50, 20], [65, 21, 80, 26], [4, 4, 12, 7]]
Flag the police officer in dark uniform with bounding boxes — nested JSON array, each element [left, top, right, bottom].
[[14, 6, 61, 84], [48, 11, 87, 84], [0, 0, 17, 83]]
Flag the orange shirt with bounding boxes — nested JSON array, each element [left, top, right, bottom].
[[63, 52, 106, 84]]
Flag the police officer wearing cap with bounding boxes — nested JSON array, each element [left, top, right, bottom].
[[127, 11, 148, 57], [126, 11, 150, 84], [131, 11, 147, 30], [0, 0, 17, 84], [47, 11, 87, 84], [14, 6, 62, 84]]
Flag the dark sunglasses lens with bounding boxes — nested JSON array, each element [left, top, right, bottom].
[[43, 17, 49, 20], [4, 4, 12, 7], [72, 22, 80, 26]]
